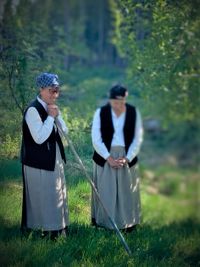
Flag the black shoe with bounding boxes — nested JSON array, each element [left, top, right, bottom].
[[91, 218, 98, 227], [50, 230, 59, 241], [122, 225, 137, 233], [41, 231, 50, 239]]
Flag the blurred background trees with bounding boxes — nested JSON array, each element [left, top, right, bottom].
[[112, 0, 200, 120], [0, 0, 199, 167]]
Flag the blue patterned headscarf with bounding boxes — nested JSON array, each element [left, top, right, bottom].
[[36, 72, 59, 88]]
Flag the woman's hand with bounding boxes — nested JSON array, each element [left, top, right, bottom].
[[107, 156, 123, 168], [116, 157, 129, 167], [47, 104, 59, 118]]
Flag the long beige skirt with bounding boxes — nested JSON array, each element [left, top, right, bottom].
[[23, 143, 69, 231], [91, 146, 141, 230]]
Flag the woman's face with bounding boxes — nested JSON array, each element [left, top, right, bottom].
[[110, 97, 126, 114], [40, 86, 60, 105]]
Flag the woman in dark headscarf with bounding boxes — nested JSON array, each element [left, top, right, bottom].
[[91, 84, 143, 231]]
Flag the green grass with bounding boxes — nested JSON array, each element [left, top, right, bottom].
[[0, 159, 199, 267]]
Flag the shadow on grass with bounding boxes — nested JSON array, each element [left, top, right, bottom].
[[0, 217, 200, 266], [0, 159, 21, 181]]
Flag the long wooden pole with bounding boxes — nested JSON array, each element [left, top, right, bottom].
[[64, 133, 132, 256]]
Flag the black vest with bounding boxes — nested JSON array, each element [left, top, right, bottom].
[[21, 99, 66, 171], [93, 103, 138, 167]]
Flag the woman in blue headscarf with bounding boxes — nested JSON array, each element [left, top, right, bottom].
[[21, 72, 69, 239]]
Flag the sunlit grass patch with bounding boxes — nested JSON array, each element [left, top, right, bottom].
[[0, 160, 199, 266]]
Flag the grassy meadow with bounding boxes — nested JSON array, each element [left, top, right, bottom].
[[0, 154, 200, 266]]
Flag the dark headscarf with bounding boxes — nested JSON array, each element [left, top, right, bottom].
[[109, 84, 128, 99]]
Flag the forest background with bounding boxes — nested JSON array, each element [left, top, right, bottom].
[[0, 0, 199, 266]]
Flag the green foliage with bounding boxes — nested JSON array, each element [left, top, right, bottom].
[[112, 0, 200, 122], [0, 134, 21, 159]]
